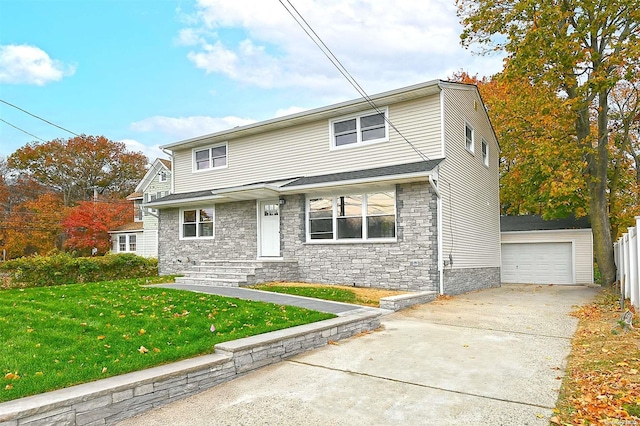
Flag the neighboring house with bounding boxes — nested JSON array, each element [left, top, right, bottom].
[[109, 158, 172, 257], [147, 80, 501, 295], [500, 215, 593, 285]]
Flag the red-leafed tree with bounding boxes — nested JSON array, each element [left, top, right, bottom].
[[62, 199, 133, 255]]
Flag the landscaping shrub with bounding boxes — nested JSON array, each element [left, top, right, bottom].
[[0, 253, 158, 288]]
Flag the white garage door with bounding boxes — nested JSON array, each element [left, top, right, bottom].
[[501, 242, 574, 285]]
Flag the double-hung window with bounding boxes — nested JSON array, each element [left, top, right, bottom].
[[330, 108, 388, 149], [481, 138, 489, 166], [308, 191, 396, 241], [181, 207, 214, 239], [465, 122, 474, 153], [159, 171, 167, 182], [116, 234, 137, 252], [193, 143, 227, 171]]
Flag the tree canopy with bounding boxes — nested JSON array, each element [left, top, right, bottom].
[[457, 0, 640, 285], [8, 135, 148, 206]]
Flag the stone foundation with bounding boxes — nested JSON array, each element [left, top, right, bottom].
[[443, 267, 501, 295]]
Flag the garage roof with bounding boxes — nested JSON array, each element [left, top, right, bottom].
[[500, 215, 591, 232]]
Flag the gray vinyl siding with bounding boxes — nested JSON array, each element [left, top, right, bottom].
[[172, 96, 442, 193], [439, 85, 501, 269], [501, 229, 594, 284]]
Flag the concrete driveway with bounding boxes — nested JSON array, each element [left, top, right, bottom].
[[118, 284, 597, 426]]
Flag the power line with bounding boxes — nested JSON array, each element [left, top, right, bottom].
[[278, 0, 430, 162], [0, 99, 82, 138], [0, 118, 47, 142]]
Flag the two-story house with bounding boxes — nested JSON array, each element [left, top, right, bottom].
[[109, 158, 171, 257], [146, 80, 501, 295]]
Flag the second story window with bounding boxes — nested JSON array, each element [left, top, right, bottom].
[[465, 122, 474, 153], [481, 138, 489, 167], [193, 143, 228, 172], [330, 108, 388, 149], [159, 170, 167, 182]]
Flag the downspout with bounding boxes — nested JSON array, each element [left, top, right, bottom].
[[428, 173, 444, 295]]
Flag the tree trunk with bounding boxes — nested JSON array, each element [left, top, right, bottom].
[[587, 92, 616, 285]]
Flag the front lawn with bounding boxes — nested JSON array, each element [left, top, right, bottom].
[[251, 282, 407, 307], [0, 276, 334, 402]]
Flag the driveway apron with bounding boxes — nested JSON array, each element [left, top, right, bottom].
[[118, 284, 597, 426]]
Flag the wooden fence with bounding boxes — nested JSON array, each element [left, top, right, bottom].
[[614, 216, 640, 310]]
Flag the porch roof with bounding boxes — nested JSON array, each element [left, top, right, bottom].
[[145, 159, 442, 209]]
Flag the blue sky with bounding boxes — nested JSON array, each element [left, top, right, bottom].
[[0, 0, 505, 161]]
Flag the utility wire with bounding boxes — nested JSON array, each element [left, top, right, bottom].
[[0, 118, 47, 142], [278, 0, 430, 162], [0, 99, 82, 138]]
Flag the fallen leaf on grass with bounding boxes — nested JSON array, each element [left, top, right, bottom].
[[97, 335, 106, 340], [4, 373, 19, 380], [138, 346, 149, 354], [138, 329, 146, 336], [101, 367, 107, 374], [5, 384, 12, 390]]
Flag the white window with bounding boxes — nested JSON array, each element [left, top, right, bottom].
[[193, 143, 228, 172], [181, 207, 214, 239], [134, 200, 143, 221], [481, 138, 489, 166], [147, 193, 158, 214], [117, 234, 137, 252], [465, 122, 474, 153], [330, 108, 388, 149], [307, 191, 396, 242], [159, 170, 167, 182]]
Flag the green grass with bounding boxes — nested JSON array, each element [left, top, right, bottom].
[[251, 284, 359, 304], [0, 276, 334, 402]]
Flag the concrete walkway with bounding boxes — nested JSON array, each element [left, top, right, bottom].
[[119, 284, 598, 426], [154, 283, 380, 315]]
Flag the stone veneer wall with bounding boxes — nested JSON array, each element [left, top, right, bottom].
[[158, 201, 258, 275], [280, 182, 439, 292], [442, 267, 501, 295]]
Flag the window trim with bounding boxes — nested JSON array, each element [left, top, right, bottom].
[[329, 107, 389, 150], [192, 142, 228, 173], [465, 122, 475, 154], [179, 206, 215, 240], [115, 234, 137, 253], [159, 170, 167, 182], [306, 190, 397, 243], [481, 138, 489, 167]]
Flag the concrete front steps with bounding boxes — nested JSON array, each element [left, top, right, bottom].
[[174, 259, 299, 287]]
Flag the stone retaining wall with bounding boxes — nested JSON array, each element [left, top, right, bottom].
[[0, 312, 381, 426]]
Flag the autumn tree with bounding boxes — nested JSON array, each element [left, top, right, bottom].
[[457, 0, 640, 285], [451, 71, 587, 218], [8, 135, 148, 206], [1, 193, 68, 258], [62, 198, 133, 255]]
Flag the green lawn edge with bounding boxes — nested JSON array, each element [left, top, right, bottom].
[[1, 277, 335, 402]]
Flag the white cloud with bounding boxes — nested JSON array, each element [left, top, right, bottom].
[[180, 0, 505, 96], [0, 44, 76, 85], [130, 115, 256, 139], [119, 139, 167, 162]]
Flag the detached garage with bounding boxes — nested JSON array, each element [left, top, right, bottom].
[[500, 215, 593, 285]]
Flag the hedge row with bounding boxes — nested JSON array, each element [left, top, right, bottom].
[[0, 253, 158, 288]]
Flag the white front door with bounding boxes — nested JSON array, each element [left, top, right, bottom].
[[259, 200, 280, 257]]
